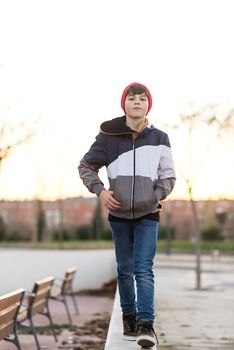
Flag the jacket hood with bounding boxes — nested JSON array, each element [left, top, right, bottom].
[[100, 115, 155, 136]]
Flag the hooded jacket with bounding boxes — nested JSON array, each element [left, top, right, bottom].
[[78, 116, 176, 220]]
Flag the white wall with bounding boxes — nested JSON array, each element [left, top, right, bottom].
[[0, 248, 116, 294]]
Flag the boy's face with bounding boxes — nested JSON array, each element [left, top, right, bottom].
[[124, 93, 149, 119]]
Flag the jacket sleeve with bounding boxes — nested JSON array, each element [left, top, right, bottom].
[[154, 133, 176, 201], [78, 133, 107, 197]]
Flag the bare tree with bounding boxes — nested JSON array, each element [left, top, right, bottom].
[[0, 109, 43, 169], [165, 102, 234, 289]]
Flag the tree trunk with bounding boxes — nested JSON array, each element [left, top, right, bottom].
[[189, 195, 202, 290]]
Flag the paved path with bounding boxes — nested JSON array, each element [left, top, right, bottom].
[[105, 254, 234, 350], [156, 255, 234, 349]]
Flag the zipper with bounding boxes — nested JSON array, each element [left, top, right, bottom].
[[130, 139, 136, 219]]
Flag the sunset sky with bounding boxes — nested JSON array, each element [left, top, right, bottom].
[[0, 0, 234, 201]]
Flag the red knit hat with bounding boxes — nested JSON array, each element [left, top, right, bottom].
[[121, 82, 153, 115]]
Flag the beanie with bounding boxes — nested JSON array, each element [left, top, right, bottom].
[[121, 82, 153, 115]]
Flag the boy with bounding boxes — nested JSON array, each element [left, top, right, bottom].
[[78, 82, 176, 348]]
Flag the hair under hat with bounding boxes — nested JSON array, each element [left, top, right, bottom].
[[121, 82, 153, 115]]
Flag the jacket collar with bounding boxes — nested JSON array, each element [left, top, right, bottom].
[[100, 115, 154, 136]]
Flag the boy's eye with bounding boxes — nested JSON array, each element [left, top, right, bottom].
[[127, 95, 147, 101]]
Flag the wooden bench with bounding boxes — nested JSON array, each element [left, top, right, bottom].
[[50, 266, 79, 324], [17, 276, 57, 350], [0, 288, 24, 349]]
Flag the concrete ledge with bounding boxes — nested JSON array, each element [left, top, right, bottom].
[[104, 289, 157, 350]]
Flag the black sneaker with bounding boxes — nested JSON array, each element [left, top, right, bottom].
[[137, 320, 159, 348], [122, 310, 137, 341]]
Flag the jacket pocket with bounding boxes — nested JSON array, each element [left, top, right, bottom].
[[133, 177, 158, 214], [109, 176, 133, 216]]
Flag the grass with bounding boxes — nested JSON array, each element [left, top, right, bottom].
[[0, 240, 114, 250], [18, 323, 71, 335], [0, 239, 233, 254], [157, 240, 234, 255]]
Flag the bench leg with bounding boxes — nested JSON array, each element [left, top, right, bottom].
[[29, 318, 41, 350], [4, 333, 21, 350], [71, 291, 79, 315], [46, 309, 58, 342], [63, 297, 72, 324], [14, 332, 22, 350]]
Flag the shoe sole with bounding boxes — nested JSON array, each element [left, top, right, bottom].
[[123, 334, 137, 341], [137, 334, 156, 348]]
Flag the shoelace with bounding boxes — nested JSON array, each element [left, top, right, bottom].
[[138, 322, 159, 344]]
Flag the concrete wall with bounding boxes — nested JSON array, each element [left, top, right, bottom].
[[0, 248, 116, 294]]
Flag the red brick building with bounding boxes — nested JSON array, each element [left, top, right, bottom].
[[0, 197, 101, 240], [160, 199, 234, 241], [0, 198, 233, 241]]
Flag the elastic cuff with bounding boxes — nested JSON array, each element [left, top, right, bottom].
[[92, 184, 105, 197], [155, 187, 164, 201]]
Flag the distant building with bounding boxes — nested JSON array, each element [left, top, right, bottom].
[[0, 198, 233, 240], [161, 200, 234, 241], [0, 197, 100, 240]]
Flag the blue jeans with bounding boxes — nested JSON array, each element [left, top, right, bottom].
[[110, 219, 159, 322]]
